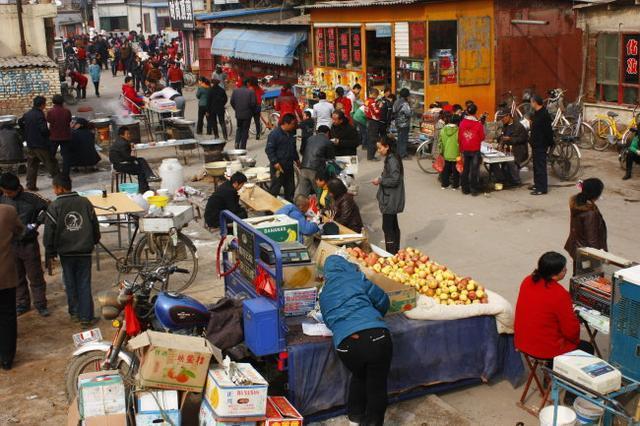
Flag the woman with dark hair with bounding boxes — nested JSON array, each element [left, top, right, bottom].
[[68, 118, 101, 172], [564, 178, 607, 273], [514, 252, 592, 360], [327, 178, 363, 233], [372, 136, 405, 254]]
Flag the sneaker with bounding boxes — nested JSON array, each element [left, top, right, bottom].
[[527, 185, 536, 191], [441, 186, 449, 190], [16, 306, 30, 316], [37, 308, 50, 317]]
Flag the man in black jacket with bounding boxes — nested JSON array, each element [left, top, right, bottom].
[[492, 110, 527, 187], [266, 113, 299, 202], [44, 175, 100, 326], [529, 95, 554, 195], [0, 173, 49, 316], [230, 80, 256, 149], [20, 96, 59, 191], [109, 127, 158, 193], [207, 78, 229, 140], [296, 125, 334, 197], [330, 110, 360, 156], [204, 172, 247, 229]]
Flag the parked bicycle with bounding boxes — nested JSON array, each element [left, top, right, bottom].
[[591, 103, 639, 152], [549, 134, 582, 181], [494, 90, 532, 121], [415, 133, 438, 174], [558, 95, 596, 150], [64, 266, 209, 402]]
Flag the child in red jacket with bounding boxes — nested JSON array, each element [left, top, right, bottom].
[[514, 251, 592, 360], [458, 103, 485, 195]]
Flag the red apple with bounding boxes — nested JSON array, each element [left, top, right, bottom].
[[468, 291, 477, 300]]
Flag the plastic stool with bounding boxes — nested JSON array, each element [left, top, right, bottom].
[[110, 166, 134, 193]]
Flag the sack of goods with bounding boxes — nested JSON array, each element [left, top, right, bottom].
[[149, 98, 177, 111]]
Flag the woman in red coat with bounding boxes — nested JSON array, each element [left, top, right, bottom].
[[275, 83, 303, 123], [514, 252, 592, 360]]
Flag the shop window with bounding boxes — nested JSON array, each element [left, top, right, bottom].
[[428, 20, 457, 85], [596, 33, 640, 105], [99, 16, 128, 32]]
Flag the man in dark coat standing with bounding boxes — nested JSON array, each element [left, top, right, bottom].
[[529, 94, 554, 195], [20, 96, 59, 191], [46, 95, 72, 176], [230, 79, 256, 149], [204, 172, 247, 229], [266, 113, 299, 202], [296, 125, 334, 197], [0, 203, 24, 370], [207, 79, 229, 140]]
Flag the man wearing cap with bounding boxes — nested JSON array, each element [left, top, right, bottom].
[[493, 110, 527, 187]]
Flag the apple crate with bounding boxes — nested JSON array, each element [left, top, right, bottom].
[[139, 205, 194, 233]]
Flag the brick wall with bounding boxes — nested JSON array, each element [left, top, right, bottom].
[[0, 66, 61, 116]]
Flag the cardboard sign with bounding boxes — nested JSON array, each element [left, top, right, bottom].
[[204, 364, 268, 418], [128, 331, 219, 393]]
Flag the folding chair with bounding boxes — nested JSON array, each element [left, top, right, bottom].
[[516, 352, 552, 416]]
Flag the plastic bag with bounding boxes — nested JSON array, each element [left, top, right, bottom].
[[433, 155, 445, 173], [456, 156, 464, 174], [253, 265, 277, 299], [124, 303, 141, 336]]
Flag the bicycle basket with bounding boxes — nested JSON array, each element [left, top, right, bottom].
[[565, 102, 581, 119]]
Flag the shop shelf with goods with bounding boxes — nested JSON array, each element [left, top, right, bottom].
[[396, 58, 425, 119]]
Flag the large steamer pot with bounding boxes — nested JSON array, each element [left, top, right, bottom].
[[90, 117, 112, 145], [0, 115, 17, 126], [223, 149, 247, 161], [199, 139, 226, 163]]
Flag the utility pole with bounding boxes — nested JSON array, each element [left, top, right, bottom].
[[16, 0, 27, 56], [140, 0, 143, 33]]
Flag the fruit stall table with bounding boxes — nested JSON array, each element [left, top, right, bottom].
[[219, 211, 525, 421]]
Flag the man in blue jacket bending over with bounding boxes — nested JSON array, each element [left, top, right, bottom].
[[275, 194, 319, 242], [319, 254, 392, 426]]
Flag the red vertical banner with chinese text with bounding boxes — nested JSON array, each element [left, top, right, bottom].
[[316, 28, 327, 67], [623, 34, 640, 84], [338, 28, 351, 69], [409, 22, 426, 58], [326, 28, 337, 67], [351, 28, 362, 68]]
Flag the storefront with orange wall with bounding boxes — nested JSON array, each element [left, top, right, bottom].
[[306, 0, 496, 118]]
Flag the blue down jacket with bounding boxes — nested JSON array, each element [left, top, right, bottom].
[[319, 255, 389, 348]]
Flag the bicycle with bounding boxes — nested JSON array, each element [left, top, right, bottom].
[[558, 96, 596, 150], [97, 214, 198, 292], [415, 134, 438, 174], [494, 90, 531, 121], [548, 134, 582, 181], [591, 103, 639, 152]]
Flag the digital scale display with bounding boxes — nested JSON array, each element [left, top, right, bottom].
[[260, 242, 311, 265], [583, 362, 615, 378]]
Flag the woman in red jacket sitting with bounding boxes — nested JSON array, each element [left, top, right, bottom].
[[514, 251, 593, 361]]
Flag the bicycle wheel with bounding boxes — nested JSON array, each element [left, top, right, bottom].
[[591, 119, 612, 151], [132, 232, 198, 292], [560, 122, 594, 149], [416, 140, 437, 174], [551, 142, 581, 181]]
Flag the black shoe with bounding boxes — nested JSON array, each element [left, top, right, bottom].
[[16, 306, 30, 316], [37, 308, 50, 317], [471, 192, 480, 197], [527, 185, 536, 191], [70, 314, 81, 322], [462, 190, 470, 195], [530, 190, 547, 196], [148, 176, 162, 183], [504, 182, 522, 189], [623, 173, 632, 180], [80, 318, 99, 328], [1, 361, 12, 370]]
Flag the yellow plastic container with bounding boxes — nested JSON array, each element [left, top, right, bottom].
[[147, 195, 169, 208]]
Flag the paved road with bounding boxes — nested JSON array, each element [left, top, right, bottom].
[[34, 70, 640, 425]]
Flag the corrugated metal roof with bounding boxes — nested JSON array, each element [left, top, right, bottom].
[[196, 6, 292, 21], [298, 0, 423, 9], [0, 56, 58, 69], [205, 14, 310, 27], [141, 2, 169, 8]]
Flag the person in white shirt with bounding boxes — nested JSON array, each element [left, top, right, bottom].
[[146, 79, 185, 117], [312, 92, 334, 130], [346, 83, 362, 108]]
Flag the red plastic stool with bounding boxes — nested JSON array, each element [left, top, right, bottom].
[[516, 353, 552, 416]]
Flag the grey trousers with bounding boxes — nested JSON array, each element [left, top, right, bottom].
[[295, 168, 318, 198]]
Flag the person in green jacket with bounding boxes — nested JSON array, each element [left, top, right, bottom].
[[352, 104, 368, 150], [623, 127, 640, 180], [195, 77, 211, 135], [438, 111, 461, 189]]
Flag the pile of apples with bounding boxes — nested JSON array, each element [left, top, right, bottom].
[[347, 247, 489, 306]]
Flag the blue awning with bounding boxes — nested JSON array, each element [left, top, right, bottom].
[[211, 29, 306, 66]]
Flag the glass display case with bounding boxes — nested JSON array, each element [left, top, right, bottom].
[[396, 58, 424, 118]]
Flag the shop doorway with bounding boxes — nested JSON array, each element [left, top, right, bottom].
[[366, 25, 392, 91]]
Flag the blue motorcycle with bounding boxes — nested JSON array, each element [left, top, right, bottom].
[[64, 266, 210, 401]]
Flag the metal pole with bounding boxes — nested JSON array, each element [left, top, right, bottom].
[[16, 0, 27, 56], [140, 0, 143, 33]]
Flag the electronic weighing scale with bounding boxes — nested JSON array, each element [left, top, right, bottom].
[[554, 350, 622, 394]]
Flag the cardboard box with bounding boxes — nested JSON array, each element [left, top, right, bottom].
[[312, 241, 417, 314], [128, 330, 219, 393], [77, 371, 126, 419], [68, 396, 80, 426], [199, 398, 257, 426], [283, 287, 317, 317], [84, 414, 127, 426], [135, 412, 181, 426], [204, 364, 268, 418], [243, 215, 299, 243], [262, 396, 303, 426], [135, 389, 181, 424]]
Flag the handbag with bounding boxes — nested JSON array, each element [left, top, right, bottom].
[[433, 155, 445, 173]]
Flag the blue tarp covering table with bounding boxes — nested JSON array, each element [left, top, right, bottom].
[[286, 314, 524, 416], [211, 29, 307, 66]]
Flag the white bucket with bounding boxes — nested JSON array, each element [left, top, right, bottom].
[[539, 405, 577, 426], [573, 398, 604, 425], [158, 158, 184, 196]]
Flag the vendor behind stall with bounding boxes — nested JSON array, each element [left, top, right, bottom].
[[204, 172, 248, 229], [276, 195, 319, 242], [319, 254, 391, 426], [514, 251, 593, 361]]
